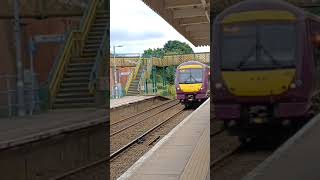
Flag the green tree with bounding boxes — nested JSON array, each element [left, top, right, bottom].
[[142, 40, 194, 58], [142, 48, 165, 58], [163, 40, 194, 55], [166, 66, 177, 84], [142, 40, 194, 86]]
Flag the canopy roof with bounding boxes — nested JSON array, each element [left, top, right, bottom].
[[212, 0, 320, 21], [142, 0, 210, 47]]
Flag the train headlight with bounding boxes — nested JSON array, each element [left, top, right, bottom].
[[177, 87, 180, 90], [290, 83, 296, 89], [215, 83, 223, 89]]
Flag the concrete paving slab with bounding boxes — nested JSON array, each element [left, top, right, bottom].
[[243, 113, 320, 180]]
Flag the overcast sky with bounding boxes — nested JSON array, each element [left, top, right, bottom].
[[110, 0, 210, 55]]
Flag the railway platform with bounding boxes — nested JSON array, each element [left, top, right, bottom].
[[110, 96, 156, 109], [0, 108, 107, 179], [110, 95, 169, 123], [243, 113, 320, 180], [118, 98, 210, 180]]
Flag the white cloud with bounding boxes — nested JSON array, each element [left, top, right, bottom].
[[110, 0, 210, 54]]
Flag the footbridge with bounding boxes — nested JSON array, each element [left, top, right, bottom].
[[110, 52, 209, 96]]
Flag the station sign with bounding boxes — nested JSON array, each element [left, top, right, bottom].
[[33, 34, 65, 43]]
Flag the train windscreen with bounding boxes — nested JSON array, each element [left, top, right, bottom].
[[221, 23, 296, 70], [178, 68, 203, 84]]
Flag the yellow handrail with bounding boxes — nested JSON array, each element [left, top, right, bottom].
[[48, 0, 101, 106], [125, 59, 142, 93]]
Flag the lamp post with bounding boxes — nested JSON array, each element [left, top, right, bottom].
[[113, 45, 123, 98]]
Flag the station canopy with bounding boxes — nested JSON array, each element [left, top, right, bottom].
[[142, 0, 210, 47], [212, 0, 320, 20]]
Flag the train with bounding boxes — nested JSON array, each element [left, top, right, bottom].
[[175, 61, 210, 108], [212, 0, 320, 142]]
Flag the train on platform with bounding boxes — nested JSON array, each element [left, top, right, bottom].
[[175, 61, 210, 108], [212, 0, 320, 143]]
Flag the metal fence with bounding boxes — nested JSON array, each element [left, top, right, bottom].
[[0, 72, 42, 117]]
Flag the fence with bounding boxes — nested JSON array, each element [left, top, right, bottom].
[[109, 52, 210, 67], [0, 72, 42, 117]]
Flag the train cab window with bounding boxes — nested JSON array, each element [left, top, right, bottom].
[[178, 69, 203, 84], [222, 23, 296, 70]]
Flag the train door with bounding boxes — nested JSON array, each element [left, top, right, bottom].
[[310, 20, 320, 89]]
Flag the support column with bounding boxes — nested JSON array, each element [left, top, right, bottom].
[[152, 67, 157, 94], [14, 0, 25, 116]]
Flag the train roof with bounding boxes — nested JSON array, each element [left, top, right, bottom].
[[177, 61, 208, 69], [214, 0, 320, 25]]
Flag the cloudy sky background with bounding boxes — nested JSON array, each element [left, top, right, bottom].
[[110, 0, 210, 55]]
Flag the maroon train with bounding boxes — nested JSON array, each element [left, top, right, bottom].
[[212, 0, 320, 141], [175, 61, 210, 108]]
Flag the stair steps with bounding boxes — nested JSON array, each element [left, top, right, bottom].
[[52, 8, 108, 109]]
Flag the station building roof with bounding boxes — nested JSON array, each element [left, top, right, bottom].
[[142, 0, 210, 47]]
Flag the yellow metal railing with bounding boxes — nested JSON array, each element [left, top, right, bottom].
[[125, 59, 142, 93], [109, 52, 210, 67], [110, 57, 140, 67], [48, 0, 101, 106]]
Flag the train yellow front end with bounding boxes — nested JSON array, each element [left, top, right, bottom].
[[212, 0, 317, 141], [175, 61, 210, 108]]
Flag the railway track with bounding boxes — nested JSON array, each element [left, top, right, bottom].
[[110, 104, 185, 160], [211, 145, 273, 180], [211, 125, 279, 180], [211, 128, 225, 137], [211, 145, 242, 169], [110, 99, 176, 125], [50, 158, 108, 180], [51, 101, 186, 180], [51, 102, 187, 180], [110, 106, 194, 180], [110, 100, 179, 135]]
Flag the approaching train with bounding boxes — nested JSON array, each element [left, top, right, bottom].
[[175, 61, 210, 108], [212, 0, 320, 142]]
